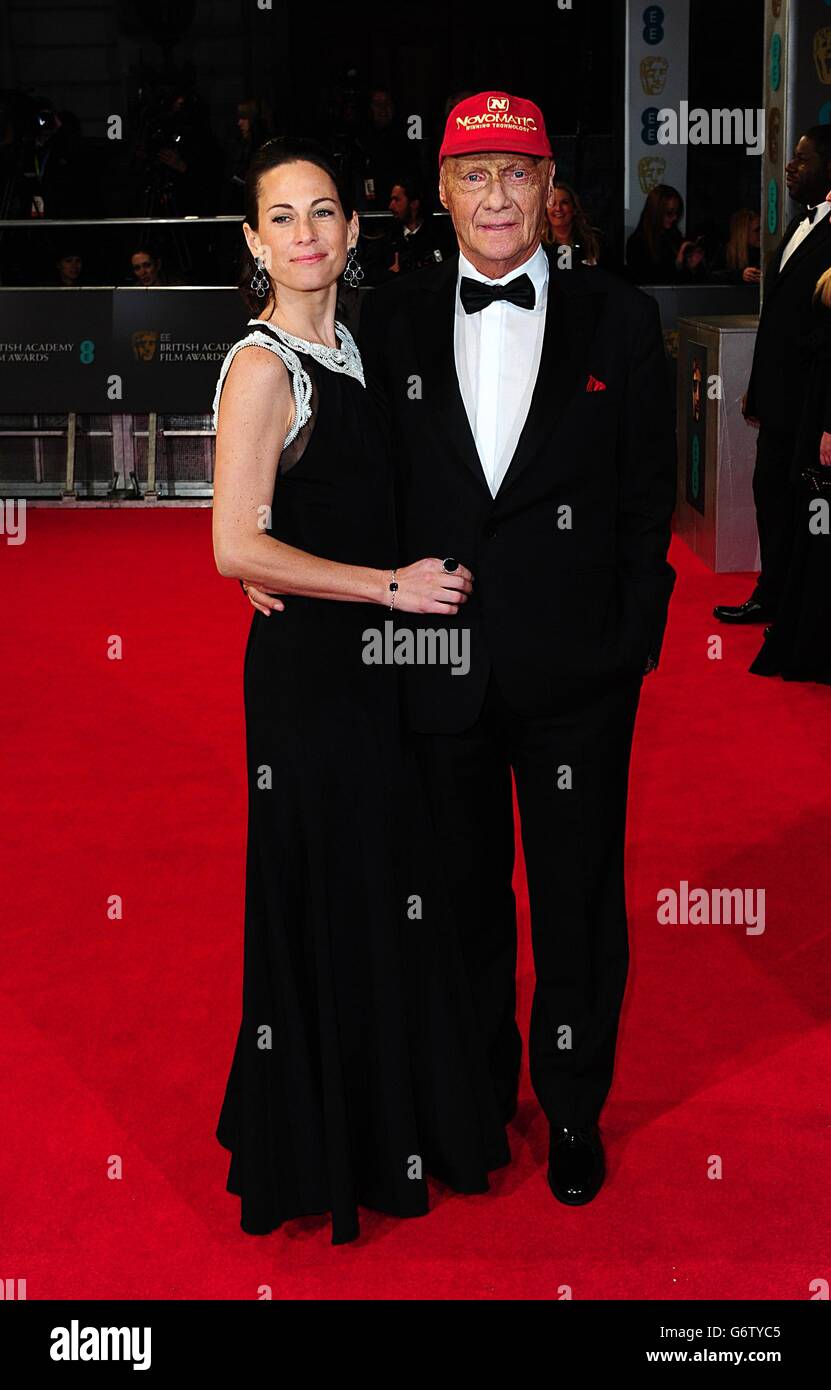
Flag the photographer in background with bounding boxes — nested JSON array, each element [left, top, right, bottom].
[[225, 96, 273, 213], [21, 103, 94, 218], [132, 85, 220, 216]]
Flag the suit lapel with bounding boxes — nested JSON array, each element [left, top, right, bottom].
[[766, 215, 801, 286], [495, 252, 607, 501], [769, 213, 831, 292], [412, 253, 493, 498]]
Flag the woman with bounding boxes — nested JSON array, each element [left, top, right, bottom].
[[211, 137, 509, 1244], [750, 255, 831, 684], [711, 208, 762, 286], [625, 184, 706, 283], [543, 179, 601, 266]]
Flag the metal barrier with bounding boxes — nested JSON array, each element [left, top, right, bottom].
[[0, 413, 218, 501]]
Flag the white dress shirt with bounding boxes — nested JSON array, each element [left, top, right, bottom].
[[454, 243, 549, 497], [779, 199, 831, 270]]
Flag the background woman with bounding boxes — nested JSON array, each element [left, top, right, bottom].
[[711, 207, 762, 285], [543, 179, 601, 265], [625, 183, 706, 283]]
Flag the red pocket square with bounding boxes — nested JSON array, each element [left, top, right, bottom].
[[586, 374, 607, 392]]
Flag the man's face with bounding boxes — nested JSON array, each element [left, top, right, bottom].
[[439, 153, 553, 275], [370, 90, 393, 129], [389, 185, 412, 221], [132, 253, 160, 285], [786, 136, 829, 204]]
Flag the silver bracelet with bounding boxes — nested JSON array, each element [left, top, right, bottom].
[[388, 569, 398, 611]]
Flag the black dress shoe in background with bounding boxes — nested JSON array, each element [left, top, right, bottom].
[[713, 598, 774, 624], [547, 1123, 606, 1206]]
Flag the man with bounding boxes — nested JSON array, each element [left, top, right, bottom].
[[714, 127, 831, 624], [359, 88, 414, 209], [243, 91, 676, 1206], [386, 177, 449, 275], [360, 92, 676, 1205]]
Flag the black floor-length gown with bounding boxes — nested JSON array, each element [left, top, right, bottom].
[[213, 317, 509, 1244]]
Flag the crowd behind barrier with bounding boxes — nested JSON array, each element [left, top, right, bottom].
[[0, 274, 759, 503], [0, 79, 765, 502]]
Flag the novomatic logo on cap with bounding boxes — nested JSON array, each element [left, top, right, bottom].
[[439, 91, 553, 163]]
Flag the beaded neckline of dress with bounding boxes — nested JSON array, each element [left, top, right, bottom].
[[247, 316, 365, 387]]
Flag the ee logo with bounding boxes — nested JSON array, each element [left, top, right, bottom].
[[767, 180, 778, 235], [643, 5, 664, 46], [641, 107, 661, 145]]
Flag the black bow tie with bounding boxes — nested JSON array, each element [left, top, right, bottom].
[[459, 273, 536, 314]]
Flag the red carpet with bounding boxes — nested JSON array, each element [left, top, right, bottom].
[[1, 510, 828, 1300]]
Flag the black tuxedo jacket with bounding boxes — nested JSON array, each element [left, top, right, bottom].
[[359, 246, 677, 734], [746, 211, 831, 435]]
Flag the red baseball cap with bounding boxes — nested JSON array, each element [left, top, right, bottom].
[[439, 91, 553, 164]]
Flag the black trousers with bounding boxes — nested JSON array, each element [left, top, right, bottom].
[[410, 667, 643, 1132], [751, 426, 798, 610]]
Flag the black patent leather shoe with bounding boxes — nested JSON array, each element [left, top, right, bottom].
[[547, 1124, 605, 1205], [712, 598, 774, 624]]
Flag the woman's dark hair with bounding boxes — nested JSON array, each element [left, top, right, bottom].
[[635, 183, 684, 262], [239, 136, 354, 315]]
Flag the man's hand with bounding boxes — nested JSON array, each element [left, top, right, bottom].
[[240, 580, 285, 616], [743, 266, 761, 284]]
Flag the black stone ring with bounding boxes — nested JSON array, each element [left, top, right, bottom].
[[442, 557, 459, 573]]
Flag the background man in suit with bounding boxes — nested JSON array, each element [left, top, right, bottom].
[[715, 126, 831, 624], [359, 92, 676, 1205]]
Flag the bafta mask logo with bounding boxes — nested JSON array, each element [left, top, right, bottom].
[[814, 28, 831, 85], [639, 154, 667, 193], [691, 357, 703, 424], [640, 56, 669, 96], [131, 330, 159, 362], [487, 96, 510, 112], [768, 107, 781, 164], [772, 0, 782, 18]]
